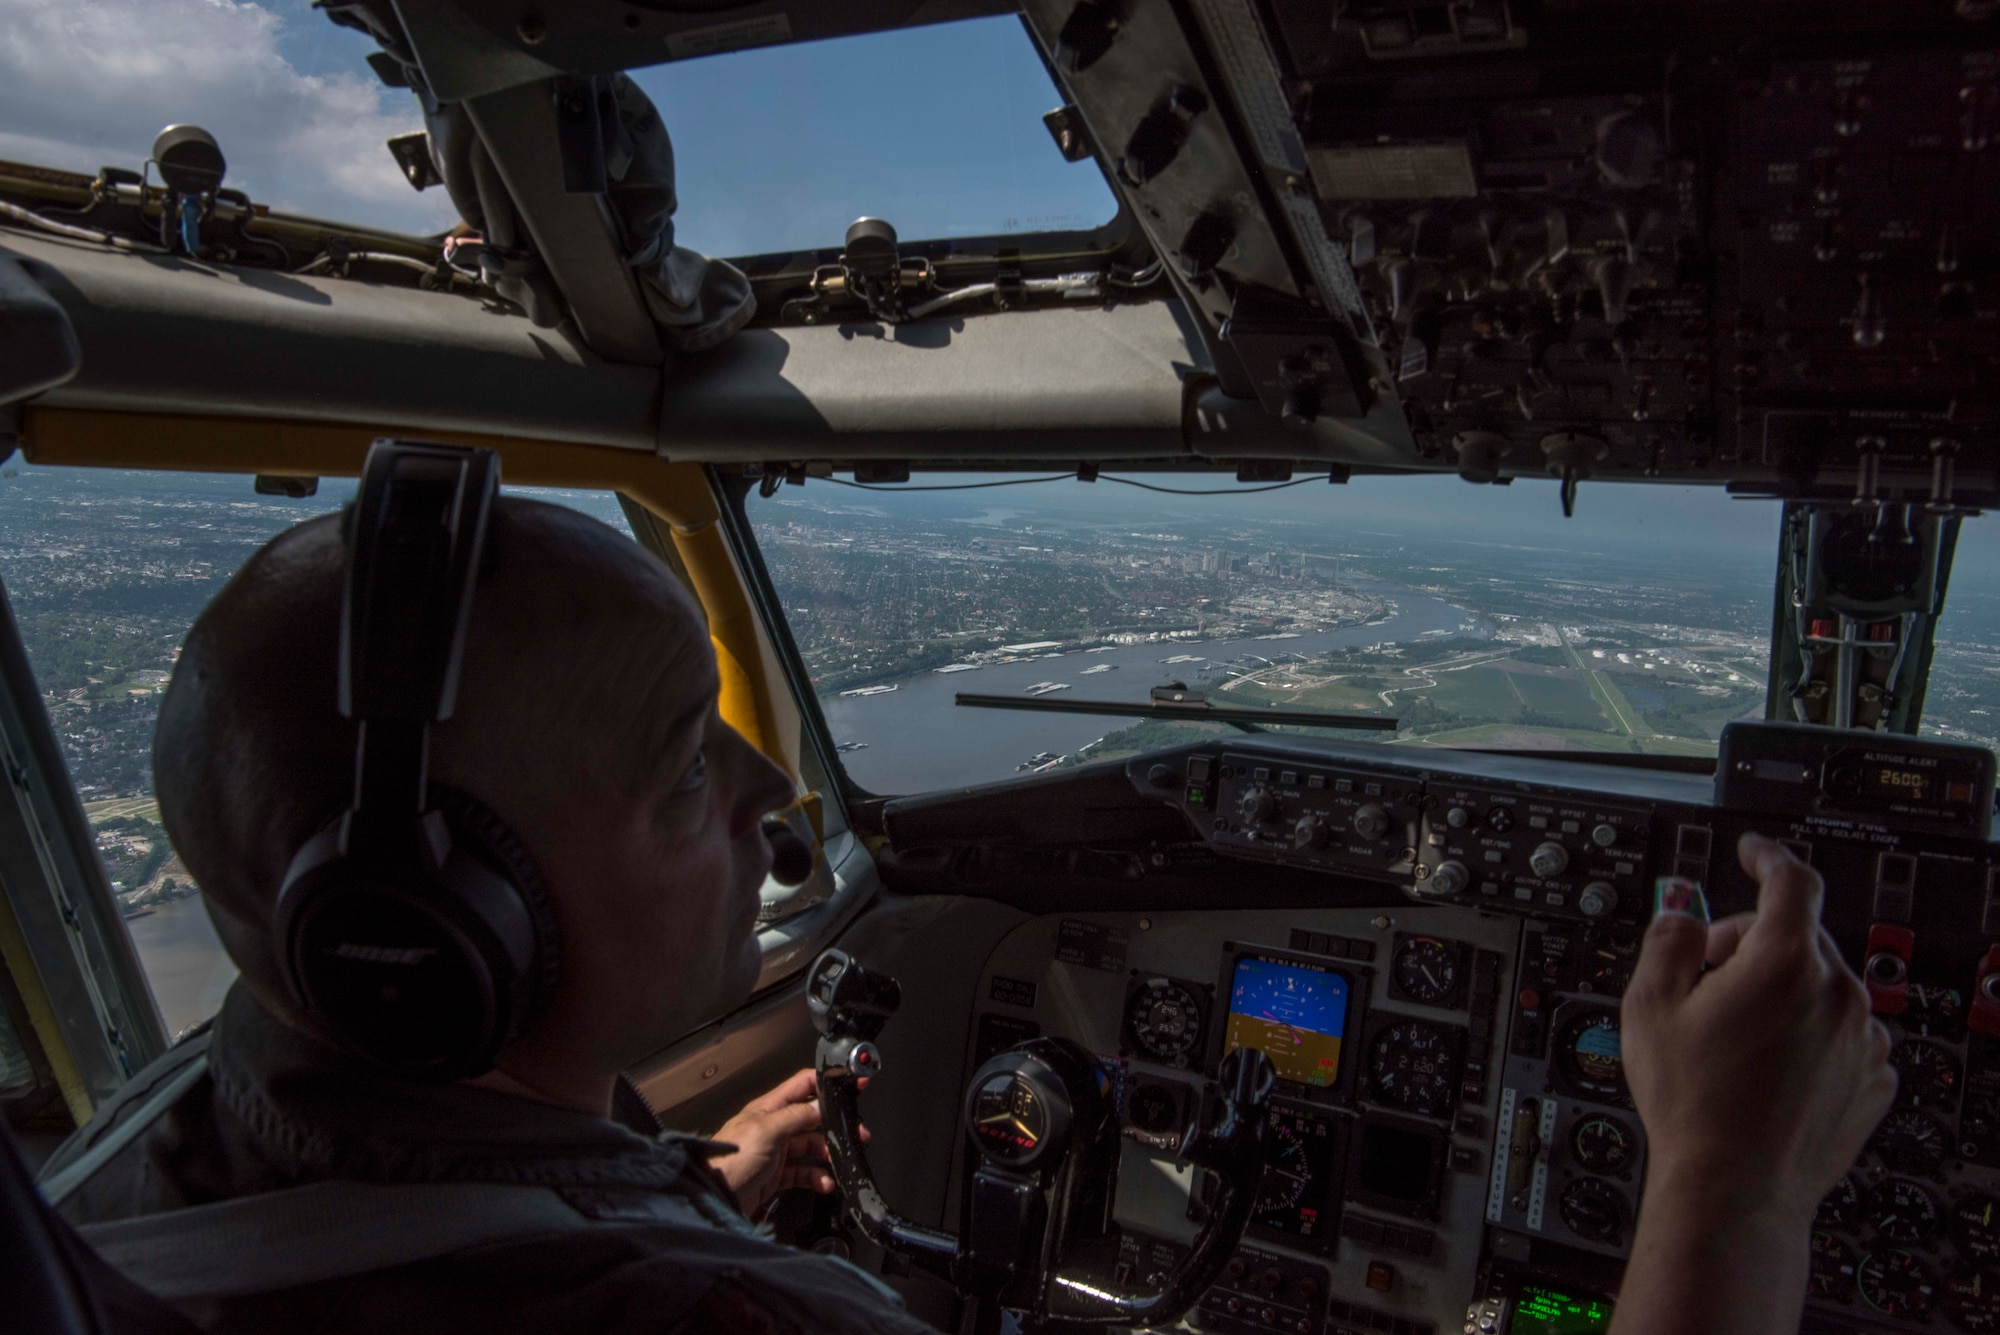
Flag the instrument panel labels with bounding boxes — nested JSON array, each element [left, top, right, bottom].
[[1057, 919, 1129, 973]]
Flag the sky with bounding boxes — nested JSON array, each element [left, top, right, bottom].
[[0, 2, 1112, 251]]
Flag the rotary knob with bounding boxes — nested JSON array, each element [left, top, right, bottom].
[[1445, 806, 1471, 829], [1529, 840, 1570, 878], [1293, 814, 1330, 850], [1590, 823, 1619, 849], [1237, 785, 1277, 826], [1352, 803, 1392, 841], [1429, 860, 1470, 897], [1578, 881, 1618, 918]]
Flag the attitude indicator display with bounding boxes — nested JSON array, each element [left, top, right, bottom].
[[1225, 954, 1351, 1088]]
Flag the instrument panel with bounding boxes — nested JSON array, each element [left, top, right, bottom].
[[881, 723, 2000, 1334]]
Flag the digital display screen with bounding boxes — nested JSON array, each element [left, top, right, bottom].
[[1863, 765, 1935, 803], [1225, 955, 1350, 1087], [1354, 1120, 1440, 1205], [1251, 1105, 1339, 1239], [1512, 1285, 1614, 1335]]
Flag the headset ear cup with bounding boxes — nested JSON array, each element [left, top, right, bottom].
[[430, 785, 562, 1038]]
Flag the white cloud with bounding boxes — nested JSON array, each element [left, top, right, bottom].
[[0, 0, 458, 234]]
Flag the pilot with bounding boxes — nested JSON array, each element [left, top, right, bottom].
[[41, 498, 1893, 1335]]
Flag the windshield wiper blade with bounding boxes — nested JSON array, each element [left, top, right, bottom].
[[953, 691, 1397, 733]]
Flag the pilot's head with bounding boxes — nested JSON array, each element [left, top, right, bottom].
[[153, 498, 794, 1084]]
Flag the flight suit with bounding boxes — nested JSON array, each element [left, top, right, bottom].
[[42, 984, 942, 1335]]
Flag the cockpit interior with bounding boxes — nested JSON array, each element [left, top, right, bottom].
[[3, 3, 2000, 1334]]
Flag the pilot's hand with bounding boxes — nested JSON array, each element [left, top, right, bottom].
[[1610, 833, 1896, 1335], [708, 1067, 856, 1216]]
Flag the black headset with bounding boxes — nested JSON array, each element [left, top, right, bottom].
[[273, 441, 560, 1080]]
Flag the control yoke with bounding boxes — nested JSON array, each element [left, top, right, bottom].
[[808, 949, 1276, 1328]]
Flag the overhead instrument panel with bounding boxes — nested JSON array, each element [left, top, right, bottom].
[[999, 0, 2000, 495]]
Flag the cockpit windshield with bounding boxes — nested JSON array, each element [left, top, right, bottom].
[[746, 475, 2000, 796]]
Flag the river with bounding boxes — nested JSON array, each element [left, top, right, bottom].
[[822, 580, 1483, 794], [124, 896, 236, 1038]]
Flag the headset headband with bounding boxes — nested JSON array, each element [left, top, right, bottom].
[[342, 442, 499, 828]]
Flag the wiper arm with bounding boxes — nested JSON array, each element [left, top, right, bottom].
[[953, 691, 1397, 734]]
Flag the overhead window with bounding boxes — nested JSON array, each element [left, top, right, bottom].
[[628, 16, 1120, 258]]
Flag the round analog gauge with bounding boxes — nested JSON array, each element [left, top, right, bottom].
[[1124, 979, 1203, 1065], [1392, 937, 1461, 1007], [1955, 1194, 2000, 1268], [1256, 1115, 1314, 1215], [1570, 1114, 1637, 1175], [1968, 1093, 2000, 1146], [1908, 984, 1968, 1038], [1366, 1020, 1461, 1118], [969, 1070, 1049, 1167], [1943, 1270, 2000, 1333], [1893, 1039, 1963, 1109], [1819, 1175, 1863, 1232], [1557, 1177, 1627, 1244], [1125, 1081, 1180, 1137], [1873, 1108, 1952, 1175], [1869, 1178, 1941, 1246], [1555, 1009, 1626, 1100], [1810, 1231, 1857, 1302], [1857, 1249, 1934, 1320], [1579, 922, 1640, 995]]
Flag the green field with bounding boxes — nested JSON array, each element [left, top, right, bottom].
[[1397, 722, 1718, 757], [1417, 666, 1533, 721], [1509, 670, 1617, 730]]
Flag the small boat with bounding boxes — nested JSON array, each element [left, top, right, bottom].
[[1024, 682, 1071, 697], [1081, 664, 1118, 675]]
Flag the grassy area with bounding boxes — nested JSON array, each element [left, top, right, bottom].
[[1396, 722, 1717, 757], [1418, 666, 1539, 721], [84, 797, 161, 822], [1244, 678, 1395, 714], [1510, 670, 1617, 730]]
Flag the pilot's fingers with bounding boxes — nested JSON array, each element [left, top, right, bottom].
[[756, 1095, 828, 1135], [1817, 924, 1858, 983], [1704, 912, 1757, 968], [746, 1067, 821, 1114], [1738, 833, 1825, 948], [1627, 884, 1710, 1008], [776, 1164, 839, 1194]]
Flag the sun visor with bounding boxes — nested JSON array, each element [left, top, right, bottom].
[[657, 302, 1202, 461], [0, 256, 82, 411]]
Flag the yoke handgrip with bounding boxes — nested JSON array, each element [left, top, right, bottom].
[[810, 951, 958, 1275]]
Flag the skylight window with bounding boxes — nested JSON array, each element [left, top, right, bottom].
[[628, 16, 1121, 258], [0, 0, 459, 236], [0, 6, 1115, 251]]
